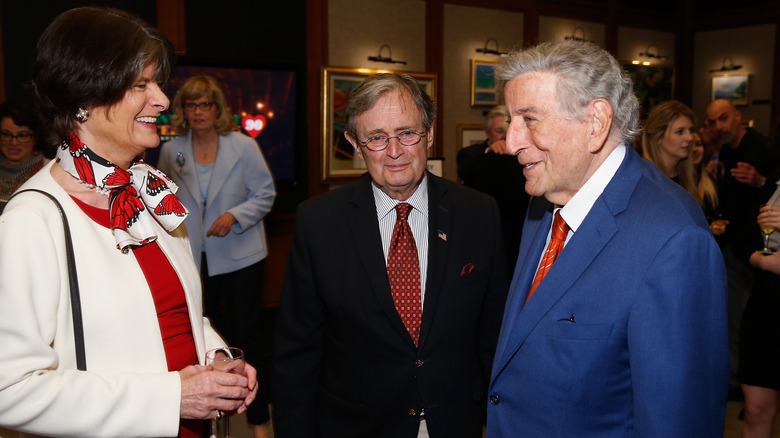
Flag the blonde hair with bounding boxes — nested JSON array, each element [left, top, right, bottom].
[[694, 132, 719, 212], [641, 100, 701, 206], [171, 75, 238, 136]]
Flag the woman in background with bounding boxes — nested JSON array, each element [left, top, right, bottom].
[[158, 75, 275, 438], [642, 100, 698, 196], [740, 185, 780, 438], [0, 101, 49, 212], [0, 7, 256, 437]]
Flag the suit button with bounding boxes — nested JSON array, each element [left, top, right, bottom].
[[490, 394, 500, 405], [408, 409, 419, 416], [415, 359, 424, 368]]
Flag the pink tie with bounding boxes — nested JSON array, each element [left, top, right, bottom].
[[387, 203, 422, 345], [527, 211, 569, 302]]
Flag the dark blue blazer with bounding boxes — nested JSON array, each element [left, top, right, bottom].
[[487, 147, 729, 437]]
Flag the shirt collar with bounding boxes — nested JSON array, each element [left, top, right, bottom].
[[373, 174, 429, 221], [559, 144, 626, 232]]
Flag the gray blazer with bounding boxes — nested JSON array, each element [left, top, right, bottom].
[[158, 131, 276, 275]]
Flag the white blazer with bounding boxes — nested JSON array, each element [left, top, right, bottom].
[[0, 161, 225, 438]]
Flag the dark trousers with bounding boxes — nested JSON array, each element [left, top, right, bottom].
[[201, 254, 270, 425]]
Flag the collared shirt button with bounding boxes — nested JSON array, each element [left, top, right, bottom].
[[490, 394, 500, 405], [415, 359, 424, 368], [408, 409, 419, 416]]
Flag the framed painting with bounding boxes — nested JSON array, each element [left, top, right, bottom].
[[322, 66, 437, 182], [471, 59, 498, 107], [712, 73, 749, 106], [622, 63, 675, 119], [457, 124, 486, 150]]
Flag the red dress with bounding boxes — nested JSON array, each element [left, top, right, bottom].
[[72, 197, 206, 438]]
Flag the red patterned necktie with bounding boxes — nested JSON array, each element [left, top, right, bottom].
[[526, 210, 569, 302], [387, 203, 422, 345]]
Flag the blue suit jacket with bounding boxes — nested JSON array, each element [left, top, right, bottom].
[[157, 131, 276, 275], [487, 147, 729, 437]]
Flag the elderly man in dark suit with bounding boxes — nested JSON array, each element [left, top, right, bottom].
[[272, 73, 508, 438]]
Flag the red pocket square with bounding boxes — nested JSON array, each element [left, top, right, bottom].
[[461, 263, 475, 275]]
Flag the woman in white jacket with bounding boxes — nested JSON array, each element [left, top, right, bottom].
[[0, 7, 256, 438]]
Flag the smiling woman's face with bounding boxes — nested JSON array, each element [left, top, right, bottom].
[[0, 117, 36, 165]]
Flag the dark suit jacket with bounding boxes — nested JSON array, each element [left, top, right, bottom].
[[457, 140, 530, 274], [273, 173, 508, 438], [487, 147, 729, 437]]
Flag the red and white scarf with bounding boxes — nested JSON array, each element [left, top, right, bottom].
[[56, 132, 188, 251]]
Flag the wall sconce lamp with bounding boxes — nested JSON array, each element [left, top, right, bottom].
[[639, 44, 668, 61], [476, 38, 508, 56], [367, 44, 407, 65], [564, 27, 588, 42], [709, 56, 742, 73]]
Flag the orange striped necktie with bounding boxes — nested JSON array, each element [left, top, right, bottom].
[[526, 210, 569, 302]]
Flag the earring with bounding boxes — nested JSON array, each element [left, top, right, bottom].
[[76, 107, 89, 123]]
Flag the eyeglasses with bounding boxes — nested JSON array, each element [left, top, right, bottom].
[[0, 131, 34, 143], [356, 129, 427, 152], [184, 102, 215, 111]]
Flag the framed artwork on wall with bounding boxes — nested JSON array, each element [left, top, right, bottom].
[[471, 59, 498, 107], [321, 66, 437, 182], [622, 62, 675, 119], [712, 73, 749, 106], [457, 124, 486, 150]]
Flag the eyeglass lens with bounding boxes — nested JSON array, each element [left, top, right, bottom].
[[184, 102, 214, 111], [0, 132, 33, 143]]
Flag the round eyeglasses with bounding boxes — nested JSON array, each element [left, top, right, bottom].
[[356, 129, 427, 152], [184, 102, 215, 111], [0, 131, 34, 143]]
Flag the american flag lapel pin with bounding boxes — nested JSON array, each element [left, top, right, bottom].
[[438, 230, 447, 241]]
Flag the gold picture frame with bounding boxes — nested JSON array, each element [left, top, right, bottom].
[[470, 59, 498, 107], [321, 66, 437, 182], [457, 123, 486, 150]]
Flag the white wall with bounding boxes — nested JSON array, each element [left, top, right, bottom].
[[693, 24, 776, 136], [328, 0, 427, 72], [442, 4, 523, 180]]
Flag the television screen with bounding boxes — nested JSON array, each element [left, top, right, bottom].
[[154, 63, 298, 182]]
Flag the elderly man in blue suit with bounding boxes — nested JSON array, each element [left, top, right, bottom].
[[486, 40, 729, 437]]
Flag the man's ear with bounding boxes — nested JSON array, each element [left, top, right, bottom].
[[345, 131, 365, 161], [588, 99, 613, 152], [426, 126, 435, 151]]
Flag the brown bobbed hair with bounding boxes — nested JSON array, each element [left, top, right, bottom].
[[30, 7, 175, 144], [170, 75, 239, 136]]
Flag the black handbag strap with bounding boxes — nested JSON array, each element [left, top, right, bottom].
[[10, 189, 87, 370]]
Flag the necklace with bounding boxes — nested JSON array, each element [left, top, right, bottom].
[[70, 173, 111, 196]]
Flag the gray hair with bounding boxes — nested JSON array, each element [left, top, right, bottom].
[[345, 73, 436, 139], [484, 105, 507, 131], [496, 41, 640, 143]]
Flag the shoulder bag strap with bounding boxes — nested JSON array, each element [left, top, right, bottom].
[[9, 189, 86, 370]]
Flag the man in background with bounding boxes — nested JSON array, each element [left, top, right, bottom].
[[705, 98, 778, 399], [457, 105, 529, 276]]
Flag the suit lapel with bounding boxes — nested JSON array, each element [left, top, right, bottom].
[[206, 136, 240, 210], [171, 133, 202, 218], [492, 147, 641, 379], [418, 175, 451, 349], [347, 176, 418, 348]]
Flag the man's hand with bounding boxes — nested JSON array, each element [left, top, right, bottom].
[[487, 139, 509, 154], [731, 162, 764, 188]]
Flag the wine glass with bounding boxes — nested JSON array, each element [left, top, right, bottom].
[[760, 223, 776, 255], [759, 202, 778, 255], [205, 347, 245, 438]]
